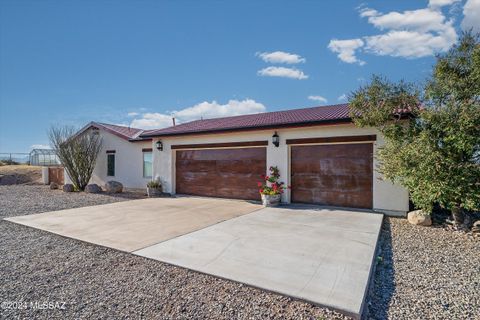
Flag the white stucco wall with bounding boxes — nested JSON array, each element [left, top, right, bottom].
[[151, 123, 409, 214], [65, 128, 152, 189]]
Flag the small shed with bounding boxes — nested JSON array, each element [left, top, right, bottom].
[[29, 149, 60, 166]]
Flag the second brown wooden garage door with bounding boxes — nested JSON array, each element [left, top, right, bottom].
[[176, 148, 266, 201], [291, 143, 373, 209]]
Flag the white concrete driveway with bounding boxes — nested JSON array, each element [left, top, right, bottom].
[[135, 205, 383, 319]]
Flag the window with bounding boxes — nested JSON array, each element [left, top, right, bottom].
[[143, 151, 152, 178], [107, 154, 115, 176]]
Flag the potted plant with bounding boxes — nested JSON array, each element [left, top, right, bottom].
[[147, 180, 162, 197], [258, 166, 287, 207]]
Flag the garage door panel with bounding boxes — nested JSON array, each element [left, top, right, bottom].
[[292, 189, 372, 208], [215, 186, 259, 200], [293, 159, 371, 177], [176, 148, 266, 201], [293, 176, 370, 192], [216, 160, 264, 174], [292, 144, 371, 159], [291, 143, 373, 209], [176, 160, 216, 173]]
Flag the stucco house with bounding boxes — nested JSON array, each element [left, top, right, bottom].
[[68, 104, 409, 216]]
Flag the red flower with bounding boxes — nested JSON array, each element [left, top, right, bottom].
[[257, 182, 262, 187]]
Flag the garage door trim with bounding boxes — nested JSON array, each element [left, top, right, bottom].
[[286, 134, 376, 145], [171, 141, 268, 150]]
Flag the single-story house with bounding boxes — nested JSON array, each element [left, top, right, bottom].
[[67, 103, 409, 215]]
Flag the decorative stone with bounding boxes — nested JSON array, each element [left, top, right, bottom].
[[49, 182, 59, 190], [261, 194, 281, 207], [147, 187, 162, 197], [105, 180, 123, 193], [472, 220, 480, 233], [63, 184, 74, 192], [407, 210, 432, 226], [85, 184, 101, 193]]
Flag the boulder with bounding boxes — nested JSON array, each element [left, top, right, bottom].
[[85, 184, 101, 193], [63, 184, 74, 192], [105, 180, 123, 193], [49, 182, 59, 190], [472, 220, 480, 233], [407, 210, 432, 226]]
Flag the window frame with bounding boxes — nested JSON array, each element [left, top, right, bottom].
[[107, 153, 115, 177], [142, 149, 153, 179]]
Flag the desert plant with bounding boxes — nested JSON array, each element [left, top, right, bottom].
[[349, 32, 480, 226], [48, 125, 102, 191], [147, 180, 161, 189]]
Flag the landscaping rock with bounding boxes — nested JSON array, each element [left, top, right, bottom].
[[105, 180, 123, 193], [49, 182, 58, 190], [407, 210, 432, 226], [472, 220, 480, 233], [62, 184, 74, 192], [85, 184, 101, 193]]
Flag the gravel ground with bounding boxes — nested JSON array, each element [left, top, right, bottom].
[[0, 185, 349, 320], [365, 218, 480, 320], [0, 185, 146, 218]]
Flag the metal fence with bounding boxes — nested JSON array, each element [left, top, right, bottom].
[[0, 150, 60, 166], [0, 153, 30, 164]]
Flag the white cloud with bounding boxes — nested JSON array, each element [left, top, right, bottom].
[[328, 39, 365, 65], [308, 95, 328, 104], [429, 0, 460, 8], [130, 99, 266, 129], [329, 2, 460, 63], [361, 7, 452, 33], [364, 28, 457, 58], [338, 94, 348, 102], [127, 112, 139, 117], [131, 113, 173, 129], [31, 144, 51, 150], [257, 66, 308, 79], [462, 0, 480, 32], [256, 51, 306, 64]]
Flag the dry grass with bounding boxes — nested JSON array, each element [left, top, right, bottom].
[[0, 165, 42, 185], [0, 165, 40, 174]]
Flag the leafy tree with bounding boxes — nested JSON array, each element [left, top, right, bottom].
[[49, 125, 102, 191], [349, 32, 480, 226]]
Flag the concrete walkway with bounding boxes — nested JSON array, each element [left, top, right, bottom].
[[134, 205, 383, 318], [5, 197, 262, 252]]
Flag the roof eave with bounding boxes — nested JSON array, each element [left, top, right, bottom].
[[139, 118, 352, 139]]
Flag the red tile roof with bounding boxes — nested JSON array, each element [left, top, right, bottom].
[[95, 122, 144, 140], [140, 103, 351, 138], [76, 122, 145, 141]]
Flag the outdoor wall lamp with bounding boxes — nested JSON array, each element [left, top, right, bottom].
[[272, 132, 280, 147], [155, 140, 163, 151]]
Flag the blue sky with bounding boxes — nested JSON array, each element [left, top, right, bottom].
[[0, 0, 478, 152]]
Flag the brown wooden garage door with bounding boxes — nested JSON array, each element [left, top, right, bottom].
[[291, 143, 373, 209], [176, 148, 266, 200]]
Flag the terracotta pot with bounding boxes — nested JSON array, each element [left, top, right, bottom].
[[261, 194, 281, 207], [147, 187, 162, 197]]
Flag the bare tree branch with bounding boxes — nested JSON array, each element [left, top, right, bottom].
[[48, 125, 102, 191]]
